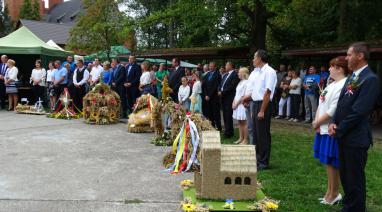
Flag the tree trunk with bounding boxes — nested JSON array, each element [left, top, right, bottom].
[[253, 0, 267, 51], [338, 0, 348, 42]]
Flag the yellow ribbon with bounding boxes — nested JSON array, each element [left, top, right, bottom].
[[172, 124, 184, 153], [174, 128, 187, 172]]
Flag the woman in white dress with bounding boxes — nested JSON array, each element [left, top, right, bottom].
[[178, 77, 190, 110], [4, 59, 18, 111], [189, 71, 202, 113], [232, 67, 249, 145]]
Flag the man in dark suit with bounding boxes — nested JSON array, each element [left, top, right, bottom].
[[218, 62, 240, 138], [202, 61, 222, 131], [168, 58, 185, 102], [111, 58, 126, 118], [124, 56, 141, 114], [329, 42, 380, 212], [0, 55, 8, 109]]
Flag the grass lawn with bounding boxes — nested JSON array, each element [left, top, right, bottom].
[[221, 122, 382, 212]]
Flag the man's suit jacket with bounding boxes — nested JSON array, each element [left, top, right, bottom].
[[168, 66, 185, 92], [0, 62, 7, 84], [219, 71, 240, 101], [334, 66, 380, 148], [112, 64, 126, 87], [125, 63, 141, 87], [202, 70, 222, 99]]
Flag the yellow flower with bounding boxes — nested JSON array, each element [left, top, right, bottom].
[[265, 201, 279, 210], [181, 179, 192, 186], [182, 203, 196, 212]]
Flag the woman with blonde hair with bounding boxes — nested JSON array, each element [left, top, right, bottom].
[[232, 67, 249, 144], [4, 59, 18, 111]]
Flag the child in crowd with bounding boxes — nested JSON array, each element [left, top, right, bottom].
[[178, 76, 190, 111]]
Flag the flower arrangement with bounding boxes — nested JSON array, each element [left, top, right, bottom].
[[48, 88, 81, 120], [345, 75, 361, 96], [248, 197, 280, 212], [180, 179, 194, 190], [82, 83, 120, 125], [181, 198, 210, 212], [222, 199, 235, 210], [127, 94, 158, 133]]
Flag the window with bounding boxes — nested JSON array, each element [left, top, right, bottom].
[[235, 177, 242, 185], [244, 177, 251, 185], [224, 177, 231, 184]]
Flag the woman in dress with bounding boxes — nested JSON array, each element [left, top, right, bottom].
[[312, 56, 348, 205], [101, 61, 112, 86], [189, 71, 202, 113], [288, 70, 302, 122], [178, 77, 190, 111], [30, 59, 46, 104], [155, 63, 169, 99], [139, 61, 153, 95], [232, 67, 249, 145], [4, 59, 18, 111], [46, 61, 57, 110], [275, 70, 292, 119]]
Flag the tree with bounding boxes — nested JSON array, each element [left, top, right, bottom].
[[0, 2, 13, 37], [19, 0, 40, 20], [68, 0, 136, 60]]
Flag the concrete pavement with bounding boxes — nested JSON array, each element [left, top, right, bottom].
[[0, 111, 190, 211]]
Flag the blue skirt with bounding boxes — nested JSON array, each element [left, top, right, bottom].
[[313, 133, 340, 168]]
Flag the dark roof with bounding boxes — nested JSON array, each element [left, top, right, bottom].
[[132, 46, 250, 60], [44, 0, 84, 25], [282, 44, 382, 59], [18, 19, 72, 45]]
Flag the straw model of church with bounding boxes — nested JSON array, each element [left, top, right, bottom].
[[195, 131, 257, 200]]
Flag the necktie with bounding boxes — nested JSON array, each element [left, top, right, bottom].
[[221, 73, 229, 91]]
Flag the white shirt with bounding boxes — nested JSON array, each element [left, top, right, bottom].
[[353, 65, 368, 78], [246, 63, 277, 101], [140, 71, 151, 86], [30, 68, 47, 86], [178, 85, 190, 102], [5, 66, 18, 81], [317, 78, 347, 134], [90, 65, 103, 82], [73, 67, 90, 86], [289, 77, 302, 95], [46, 69, 56, 82], [191, 80, 202, 97]]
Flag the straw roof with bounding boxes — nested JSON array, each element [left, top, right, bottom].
[[201, 131, 221, 150], [220, 145, 257, 174]]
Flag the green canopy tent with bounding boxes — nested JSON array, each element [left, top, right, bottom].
[[0, 26, 71, 58], [0, 26, 71, 100], [84, 46, 131, 62]]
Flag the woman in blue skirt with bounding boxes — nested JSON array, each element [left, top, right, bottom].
[[312, 56, 348, 205]]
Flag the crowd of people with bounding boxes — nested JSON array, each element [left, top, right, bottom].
[[0, 42, 379, 212]]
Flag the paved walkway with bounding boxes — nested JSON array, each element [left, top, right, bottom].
[[0, 111, 190, 212]]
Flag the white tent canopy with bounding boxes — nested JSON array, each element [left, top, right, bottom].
[[46, 40, 65, 51]]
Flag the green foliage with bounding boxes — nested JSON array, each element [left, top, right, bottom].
[[0, 3, 14, 37], [68, 0, 136, 59], [19, 0, 41, 21], [125, 0, 382, 53]]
